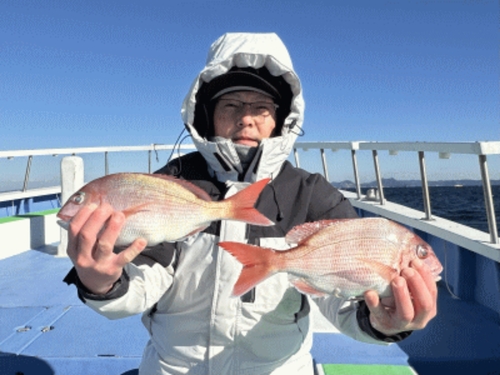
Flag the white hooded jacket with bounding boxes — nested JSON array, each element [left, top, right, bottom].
[[73, 33, 399, 375]]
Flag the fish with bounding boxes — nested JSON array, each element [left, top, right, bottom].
[[219, 217, 443, 298], [57, 173, 273, 246]]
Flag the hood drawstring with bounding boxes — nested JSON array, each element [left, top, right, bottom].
[[166, 128, 190, 176]]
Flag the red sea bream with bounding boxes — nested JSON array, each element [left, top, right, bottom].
[[219, 218, 443, 298], [57, 173, 273, 246]]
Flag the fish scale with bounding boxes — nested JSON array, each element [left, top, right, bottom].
[[281, 237, 402, 297]]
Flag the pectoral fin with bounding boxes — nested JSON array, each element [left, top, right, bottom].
[[122, 203, 150, 218], [356, 258, 397, 281]]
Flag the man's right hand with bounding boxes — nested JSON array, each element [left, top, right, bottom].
[[66, 202, 147, 295]]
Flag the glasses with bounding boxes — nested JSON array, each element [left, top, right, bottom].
[[216, 98, 279, 120]]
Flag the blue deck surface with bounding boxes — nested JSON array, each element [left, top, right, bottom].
[[1, 250, 499, 375], [0, 250, 145, 374]]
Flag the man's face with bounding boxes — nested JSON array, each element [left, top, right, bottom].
[[213, 91, 277, 147]]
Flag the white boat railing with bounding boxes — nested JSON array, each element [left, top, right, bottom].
[[1, 141, 499, 245], [0, 144, 196, 193], [294, 141, 500, 245]]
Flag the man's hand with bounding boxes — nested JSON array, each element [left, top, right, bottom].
[[364, 257, 438, 336], [66, 202, 147, 295]]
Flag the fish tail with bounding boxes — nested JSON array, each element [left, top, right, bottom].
[[219, 241, 276, 296], [226, 178, 274, 227]]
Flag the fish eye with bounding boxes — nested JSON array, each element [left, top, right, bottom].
[[72, 192, 86, 205], [416, 245, 428, 259]]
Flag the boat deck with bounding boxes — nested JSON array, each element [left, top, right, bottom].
[[1, 248, 499, 375]]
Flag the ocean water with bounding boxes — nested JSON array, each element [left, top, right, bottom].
[[365, 185, 500, 234]]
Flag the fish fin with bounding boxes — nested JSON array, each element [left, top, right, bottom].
[[225, 178, 274, 227], [173, 225, 210, 242], [122, 203, 150, 218], [148, 174, 213, 201], [334, 290, 367, 300], [290, 277, 326, 297], [346, 296, 365, 301], [356, 258, 398, 281], [218, 241, 276, 296], [291, 277, 361, 299], [186, 225, 209, 238], [285, 219, 349, 245]]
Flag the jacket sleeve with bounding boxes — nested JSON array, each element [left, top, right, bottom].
[[313, 296, 411, 345], [307, 175, 412, 343], [64, 242, 177, 320]]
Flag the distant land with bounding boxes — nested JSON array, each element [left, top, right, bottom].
[[333, 178, 500, 190]]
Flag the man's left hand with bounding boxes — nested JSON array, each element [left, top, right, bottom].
[[363, 257, 438, 336]]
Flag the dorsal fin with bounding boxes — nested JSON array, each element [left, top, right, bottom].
[[285, 219, 344, 245], [145, 173, 213, 202]]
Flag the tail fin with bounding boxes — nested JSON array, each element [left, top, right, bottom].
[[219, 241, 277, 296], [226, 178, 274, 226]]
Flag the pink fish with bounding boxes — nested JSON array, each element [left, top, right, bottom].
[[219, 218, 443, 298], [57, 173, 273, 246]]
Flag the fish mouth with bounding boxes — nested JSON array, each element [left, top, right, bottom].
[[431, 265, 444, 281], [57, 220, 70, 230]]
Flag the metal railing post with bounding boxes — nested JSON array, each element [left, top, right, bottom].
[[418, 151, 433, 220], [58, 156, 84, 257], [293, 148, 300, 168], [104, 152, 109, 175], [320, 149, 329, 181], [478, 154, 498, 244], [351, 149, 361, 199], [22, 156, 33, 192], [372, 150, 385, 204]]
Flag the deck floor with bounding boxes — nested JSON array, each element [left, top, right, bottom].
[[1, 250, 498, 375]]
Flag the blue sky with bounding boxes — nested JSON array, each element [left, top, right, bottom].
[[1, 0, 499, 183]]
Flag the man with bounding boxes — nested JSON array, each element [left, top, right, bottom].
[[65, 32, 437, 375]]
